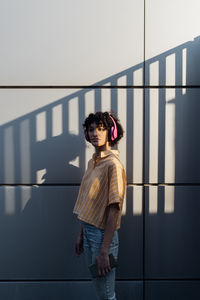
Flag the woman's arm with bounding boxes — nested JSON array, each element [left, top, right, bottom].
[[96, 203, 119, 276]]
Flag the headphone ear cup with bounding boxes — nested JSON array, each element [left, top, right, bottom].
[[110, 125, 118, 141], [110, 126, 114, 141], [109, 115, 118, 141]]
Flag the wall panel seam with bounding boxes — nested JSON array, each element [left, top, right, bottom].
[[0, 85, 200, 89]]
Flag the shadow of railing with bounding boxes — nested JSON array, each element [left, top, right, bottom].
[[0, 36, 200, 280]]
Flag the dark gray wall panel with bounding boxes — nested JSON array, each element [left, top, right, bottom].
[[0, 185, 141, 280], [0, 281, 143, 300], [145, 280, 200, 300], [145, 186, 200, 278], [0, 281, 95, 300], [118, 185, 143, 279], [0, 185, 88, 280]]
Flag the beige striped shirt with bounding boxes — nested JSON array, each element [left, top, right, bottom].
[[73, 150, 126, 230]]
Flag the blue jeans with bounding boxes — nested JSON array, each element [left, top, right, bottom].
[[80, 221, 119, 300]]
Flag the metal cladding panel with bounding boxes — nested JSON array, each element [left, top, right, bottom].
[[0, 282, 96, 300], [0, 88, 143, 185], [0, 0, 144, 85], [0, 185, 141, 280], [0, 281, 143, 300], [145, 186, 200, 278], [145, 0, 200, 86], [145, 281, 200, 300], [145, 88, 200, 184], [117, 185, 143, 279], [0, 185, 88, 280]]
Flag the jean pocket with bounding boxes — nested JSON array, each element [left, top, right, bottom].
[[85, 227, 104, 248]]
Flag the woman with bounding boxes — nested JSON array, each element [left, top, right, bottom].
[[73, 111, 126, 300]]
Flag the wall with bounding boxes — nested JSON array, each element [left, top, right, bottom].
[[0, 0, 200, 299]]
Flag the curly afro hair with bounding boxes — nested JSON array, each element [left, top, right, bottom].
[[83, 111, 124, 146]]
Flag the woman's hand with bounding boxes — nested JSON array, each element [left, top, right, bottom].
[[75, 234, 84, 256], [96, 251, 111, 276]]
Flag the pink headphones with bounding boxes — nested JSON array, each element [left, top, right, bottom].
[[109, 115, 118, 141], [84, 115, 118, 142]]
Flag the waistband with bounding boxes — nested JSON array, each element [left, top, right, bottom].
[[80, 220, 107, 232]]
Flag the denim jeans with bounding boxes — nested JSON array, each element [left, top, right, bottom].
[[80, 220, 119, 300]]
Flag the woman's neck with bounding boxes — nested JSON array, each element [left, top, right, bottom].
[[95, 142, 111, 156]]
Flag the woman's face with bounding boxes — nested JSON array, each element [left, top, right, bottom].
[[88, 122, 108, 147]]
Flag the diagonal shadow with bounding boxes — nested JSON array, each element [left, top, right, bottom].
[[0, 36, 200, 281]]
